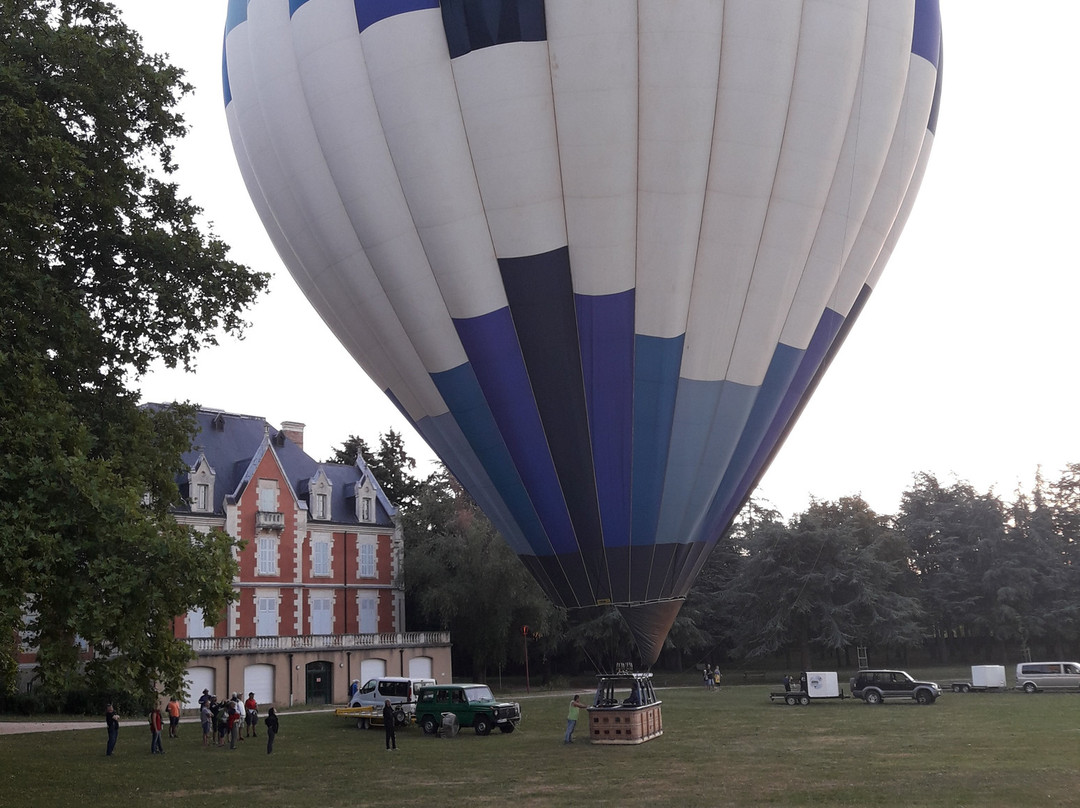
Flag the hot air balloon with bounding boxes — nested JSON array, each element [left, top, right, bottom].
[[222, 0, 942, 666]]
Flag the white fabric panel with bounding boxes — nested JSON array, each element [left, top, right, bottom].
[[726, 0, 869, 385], [681, 0, 802, 382], [865, 128, 935, 292], [226, 3, 439, 423], [452, 42, 566, 260], [361, 11, 505, 320], [291, 0, 465, 376], [546, 0, 638, 296], [831, 55, 939, 313], [779, 0, 913, 349], [635, 0, 725, 340]]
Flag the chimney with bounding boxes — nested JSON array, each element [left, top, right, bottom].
[[280, 421, 305, 450]]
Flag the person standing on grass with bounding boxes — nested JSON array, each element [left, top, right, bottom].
[[105, 704, 119, 756], [564, 695, 586, 744], [227, 699, 241, 749], [383, 699, 397, 750], [200, 699, 213, 747], [166, 696, 181, 738], [244, 692, 258, 737], [264, 707, 279, 754], [149, 705, 165, 754]]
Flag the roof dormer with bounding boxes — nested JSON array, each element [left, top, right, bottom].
[[188, 455, 216, 513], [308, 469, 333, 521]]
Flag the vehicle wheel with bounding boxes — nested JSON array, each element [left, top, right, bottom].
[[960, 684, 971, 693], [799, 694, 810, 706], [864, 691, 882, 705], [785, 695, 797, 706], [474, 715, 493, 736], [421, 715, 439, 735], [357, 717, 369, 730], [1023, 682, 1037, 694], [394, 708, 407, 726], [498, 723, 515, 733], [916, 690, 935, 705]]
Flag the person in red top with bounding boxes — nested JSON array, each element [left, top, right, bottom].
[[227, 700, 241, 749], [244, 692, 258, 737], [166, 697, 181, 738], [148, 707, 164, 754]]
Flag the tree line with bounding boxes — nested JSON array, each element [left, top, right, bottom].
[[356, 431, 1080, 679]]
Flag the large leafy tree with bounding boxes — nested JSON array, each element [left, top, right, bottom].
[[1, 0, 269, 701], [721, 497, 923, 670], [399, 469, 561, 680], [329, 429, 421, 509]]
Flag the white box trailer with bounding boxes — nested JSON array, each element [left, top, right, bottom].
[[769, 671, 847, 705], [951, 665, 1007, 692]]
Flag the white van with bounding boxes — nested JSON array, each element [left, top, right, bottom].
[[1015, 662, 1080, 693], [348, 676, 436, 714]]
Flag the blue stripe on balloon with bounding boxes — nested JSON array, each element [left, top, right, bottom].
[[440, 0, 547, 59], [221, 39, 232, 108], [353, 0, 439, 35], [452, 309, 581, 556], [428, 363, 557, 558], [911, 0, 941, 68], [576, 290, 635, 576], [656, 378, 758, 545], [224, 0, 248, 36], [629, 334, 684, 549], [289, 0, 310, 14], [927, 38, 943, 135]]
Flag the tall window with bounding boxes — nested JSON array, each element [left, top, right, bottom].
[[361, 497, 372, 522], [186, 608, 214, 639], [315, 492, 328, 520], [257, 537, 277, 575], [313, 540, 330, 576], [194, 483, 209, 511], [358, 595, 377, 634], [257, 481, 277, 511], [311, 597, 332, 635], [257, 595, 278, 637], [359, 543, 375, 578]]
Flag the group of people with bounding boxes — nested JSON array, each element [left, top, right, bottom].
[[197, 690, 278, 753], [702, 665, 723, 690], [105, 691, 279, 757]]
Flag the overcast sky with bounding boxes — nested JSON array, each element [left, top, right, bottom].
[[124, 1, 1080, 520]]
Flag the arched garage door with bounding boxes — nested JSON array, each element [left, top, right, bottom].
[[244, 664, 275, 706], [408, 657, 433, 680], [184, 666, 215, 709]]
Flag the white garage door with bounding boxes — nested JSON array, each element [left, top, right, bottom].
[[408, 656, 433, 680], [360, 658, 386, 684], [184, 666, 216, 709], [244, 664, 275, 706]]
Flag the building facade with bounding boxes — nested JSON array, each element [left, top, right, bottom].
[[171, 408, 451, 708]]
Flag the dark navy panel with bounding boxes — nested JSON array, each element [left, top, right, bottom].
[[576, 289, 634, 600], [453, 308, 584, 560], [354, 0, 439, 35], [289, 0, 311, 14], [531, 554, 595, 608], [499, 248, 609, 603], [911, 0, 941, 69], [440, 0, 546, 59]]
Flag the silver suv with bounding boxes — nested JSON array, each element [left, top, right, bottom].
[[849, 669, 941, 705]]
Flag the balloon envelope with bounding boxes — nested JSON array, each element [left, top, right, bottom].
[[223, 0, 942, 665]]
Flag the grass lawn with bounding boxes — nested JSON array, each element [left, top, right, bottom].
[[4, 670, 1080, 807]]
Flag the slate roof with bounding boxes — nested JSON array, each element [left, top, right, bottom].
[[161, 406, 396, 527]]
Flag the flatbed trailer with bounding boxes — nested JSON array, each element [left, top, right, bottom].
[[334, 705, 411, 730], [768, 671, 849, 705]]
